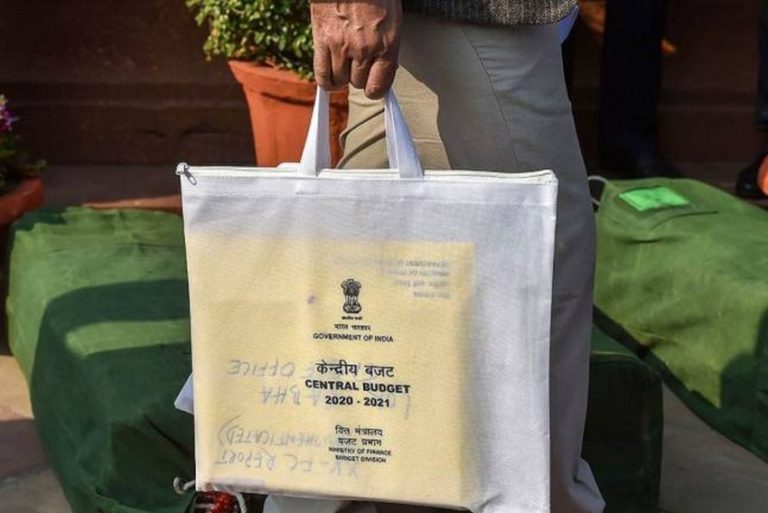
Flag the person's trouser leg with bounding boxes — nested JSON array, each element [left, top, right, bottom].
[[757, 0, 768, 129], [264, 498, 376, 513], [264, 497, 350, 513], [340, 14, 604, 513], [600, 0, 666, 155]]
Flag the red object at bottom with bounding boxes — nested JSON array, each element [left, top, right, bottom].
[[196, 491, 238, 513], [0, 177, 44, 241]]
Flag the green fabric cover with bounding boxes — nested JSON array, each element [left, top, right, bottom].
[[7, 208, 195, 513], [8, 207, 662, 513], [594, 177, 768, 463], [583, 326, 663, 513]]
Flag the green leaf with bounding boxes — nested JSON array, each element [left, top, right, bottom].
[[186, 0, 314, 78]]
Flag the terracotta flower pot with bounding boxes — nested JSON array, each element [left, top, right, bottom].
[[229, 61, 349, 167], [0, 177, 44, 240], [0, 177, 44, 339]]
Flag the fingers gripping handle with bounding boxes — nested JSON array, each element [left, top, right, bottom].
[[299, 88, 424, 179]]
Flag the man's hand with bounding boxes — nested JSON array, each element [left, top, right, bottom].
[[310, 0, 402, 99]]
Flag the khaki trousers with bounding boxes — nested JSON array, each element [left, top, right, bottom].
[[268, 13, 604, 513]]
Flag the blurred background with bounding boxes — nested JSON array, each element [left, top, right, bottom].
[[0, 1, 761, 181]]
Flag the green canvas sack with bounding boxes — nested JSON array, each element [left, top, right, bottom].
[[7, 208, 195, 513], [594, 177, 768, 463]]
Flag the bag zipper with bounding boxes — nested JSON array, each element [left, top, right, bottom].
[[176, 162, 556, 185]]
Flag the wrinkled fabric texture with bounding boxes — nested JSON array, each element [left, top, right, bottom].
[[403, 0, 577, 26], [339, 14, 603, 513], [7, 208, 196, 513], [594, 178, 768, 463]]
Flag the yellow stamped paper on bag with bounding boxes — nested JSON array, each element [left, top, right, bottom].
[[187, 235, 475, 507]]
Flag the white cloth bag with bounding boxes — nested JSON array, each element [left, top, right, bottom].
[[179, 89, 558, 513]]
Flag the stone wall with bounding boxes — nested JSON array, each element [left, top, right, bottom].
[[0, 0, 253, 165], [0, 0, 762, 165]]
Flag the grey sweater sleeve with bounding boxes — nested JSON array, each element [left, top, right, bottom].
[[402, 0, 578, 26]]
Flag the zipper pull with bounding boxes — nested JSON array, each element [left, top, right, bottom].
[[175, 162, 197, 185]]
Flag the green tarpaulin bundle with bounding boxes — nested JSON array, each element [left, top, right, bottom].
[[584, 326, 662, 513], [7, 208, 195, 513], [594, 177, 768, 463], [8, 207, 661, 513]]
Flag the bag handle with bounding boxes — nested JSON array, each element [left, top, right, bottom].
[[299, 87, 424, 179]]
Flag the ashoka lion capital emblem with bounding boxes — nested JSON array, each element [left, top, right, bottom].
[[341, 278, 362, 314]]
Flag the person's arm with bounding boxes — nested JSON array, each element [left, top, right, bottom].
[[310, 0, 402, 99]]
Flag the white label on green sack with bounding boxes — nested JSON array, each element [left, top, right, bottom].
[[189, 236, 475, 507]]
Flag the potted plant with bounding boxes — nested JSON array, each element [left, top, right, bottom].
[[187, 0, 349, 166], [0, 95, 45, 240]]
